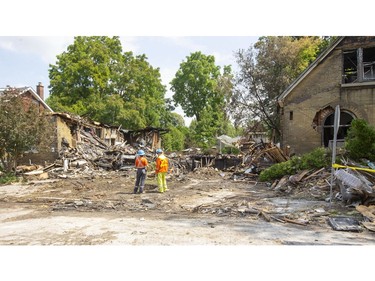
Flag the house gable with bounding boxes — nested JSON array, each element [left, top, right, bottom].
[[0, 84, 53, 112], [278, 36, 375, 155], [20, 86, 53, 112]]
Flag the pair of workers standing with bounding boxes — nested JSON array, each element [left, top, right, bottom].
[[134, 148, 169, 194]]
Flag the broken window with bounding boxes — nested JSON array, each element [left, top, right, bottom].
[[363, 47, 375, 80], [343, 50, 357, 83], [343, 47, 375, 83]]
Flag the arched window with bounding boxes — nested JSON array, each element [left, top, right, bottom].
[[322, 111, 355, 147]]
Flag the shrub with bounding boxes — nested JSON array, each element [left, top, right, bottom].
[[259, 147, 329, 182], [345, 119, 375, 161], [0, 172, 18, 185], [221, 146, 240, 155]]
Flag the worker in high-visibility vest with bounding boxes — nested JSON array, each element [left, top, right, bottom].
[[155, 148, 169, 193], [134, 149, 148, 194]]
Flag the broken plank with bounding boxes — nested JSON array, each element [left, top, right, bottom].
[[270, 216, 286, 223], [260, 211, 271, 222], [362, 221, 375, 232], [303, 167, 325, 181], [294, 169, 311, 182], [356, 205, 375, 222], [282, 217, 308, 226]]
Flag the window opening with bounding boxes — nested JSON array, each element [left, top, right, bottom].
[[343, 50, 357, 83], [322, 111, 354, 147], [343, 47, 375, 83], [363, 47, 375, 81], [289, 111, 293, 120]]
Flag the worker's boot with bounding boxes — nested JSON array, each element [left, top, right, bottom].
[[139, 187, 144, 194], [133, 187, 138, 194]]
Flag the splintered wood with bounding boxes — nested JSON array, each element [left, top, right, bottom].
[[247, 143, 290, 167]]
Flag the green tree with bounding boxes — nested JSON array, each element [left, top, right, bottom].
[[161, 112, 188, 151], [162, 127, 186, 152], [47, 36, 167, 130], [116, 53, 167, 128], [171, 52, 235, 148], [188, 107, 224, 148], [231, 36, 325, 141], [0, 88, 54, 172], [170, 51, 221, 122], [48, 36, 123, 110]]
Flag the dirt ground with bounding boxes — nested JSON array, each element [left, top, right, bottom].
[[0, 167, 375, 246]]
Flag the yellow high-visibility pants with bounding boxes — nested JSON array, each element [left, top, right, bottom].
[[157, 172, 168, 192]]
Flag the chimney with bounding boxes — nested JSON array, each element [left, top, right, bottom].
[[36, 82, 44, 100]]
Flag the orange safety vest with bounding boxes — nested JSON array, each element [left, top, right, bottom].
[[156, 154, 168, 173], [135, 156, 148, 168]]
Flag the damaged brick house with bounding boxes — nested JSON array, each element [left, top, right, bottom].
[[22, 112, 166, 166], [4, 83, 165, 166], [277, 36, 375, 155]]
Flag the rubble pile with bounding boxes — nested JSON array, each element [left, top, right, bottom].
[[14, 137, 292, 181], [268, 162, 375, 208], [245, 142, 289, 163]]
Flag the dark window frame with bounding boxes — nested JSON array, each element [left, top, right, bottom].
[[343, 47, 375, 84]]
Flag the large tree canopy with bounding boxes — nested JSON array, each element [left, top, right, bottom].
[[170, 51, 221, 122], [230, 36, 329, 141], [170, 51, 235, 148], [47, 36, 167, 129]]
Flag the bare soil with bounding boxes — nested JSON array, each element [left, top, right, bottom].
[[0, 168, 374, 245]]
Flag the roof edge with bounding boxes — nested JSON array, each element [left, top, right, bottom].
[[277, 37, 345, 105], [20, 87, 54, 112]]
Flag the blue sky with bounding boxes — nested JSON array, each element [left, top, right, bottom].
[[0, 36, 258, 125], [2, 1, 373, 125]]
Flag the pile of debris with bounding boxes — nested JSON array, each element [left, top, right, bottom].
[[267, 160, 375, 207], [14, 135, 293, 182]]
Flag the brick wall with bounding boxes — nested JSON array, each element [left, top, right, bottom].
[[280, 38, 375, 155]]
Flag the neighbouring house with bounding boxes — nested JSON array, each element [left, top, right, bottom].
[[277, 36, 375, 155], [1, 83, 55, 165], [0, 82, 53, 113], [245, 122, 269, 144]]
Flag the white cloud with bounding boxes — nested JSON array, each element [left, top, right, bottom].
[[119, 37, 140, 53], [0, 36, 73, 64], [211, 50, 236, 68], [165, 37, 207, 53]]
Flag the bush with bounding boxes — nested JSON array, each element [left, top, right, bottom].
[[345, 119, 375, 161], [0, 172, 18, 185], [259, 147, 329, 182], [221, 146, 240, 155]]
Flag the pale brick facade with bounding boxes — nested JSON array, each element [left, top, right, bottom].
[[278, 37, 375, 155]]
